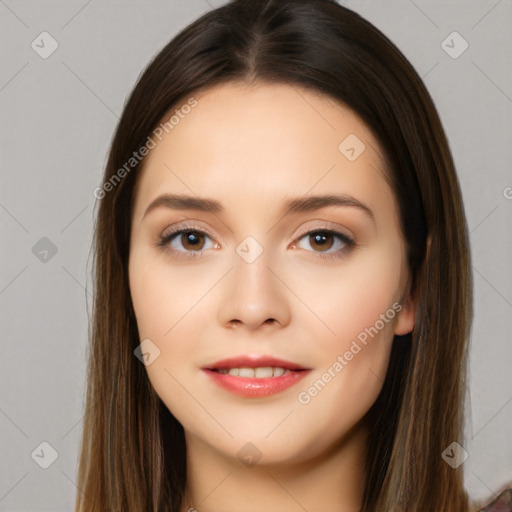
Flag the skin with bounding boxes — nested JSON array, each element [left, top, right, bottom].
[[128, 81, 416, 512]]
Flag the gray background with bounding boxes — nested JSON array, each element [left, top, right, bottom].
[[0, 0, 511, 510]]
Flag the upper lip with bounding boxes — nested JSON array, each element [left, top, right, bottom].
[[205, 354, 309, 371]]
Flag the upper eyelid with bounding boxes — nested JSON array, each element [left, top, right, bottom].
[[161, 223, 354, 249], [161, 220, 354, 241], [161, 222, 216, 241]]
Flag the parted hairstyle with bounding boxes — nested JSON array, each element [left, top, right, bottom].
[[75, 1, 475, 511]]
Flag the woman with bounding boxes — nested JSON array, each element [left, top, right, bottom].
[[76, 1, 511, 510]]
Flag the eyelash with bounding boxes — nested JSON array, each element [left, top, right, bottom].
[[156, 224, 356, 261]]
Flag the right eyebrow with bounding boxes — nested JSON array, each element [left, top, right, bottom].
[[142, 194, 223, 220]]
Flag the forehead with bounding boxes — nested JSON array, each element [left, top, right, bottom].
[[132, 81, 395, 225]]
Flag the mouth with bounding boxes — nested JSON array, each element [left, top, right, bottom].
[[202, 354, 311, 398], [212, 367, 298, 377]]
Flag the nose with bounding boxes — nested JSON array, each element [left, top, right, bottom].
[[217, 248, 291, 332]]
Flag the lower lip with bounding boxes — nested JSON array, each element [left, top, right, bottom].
[[202, 369, 311, 398]]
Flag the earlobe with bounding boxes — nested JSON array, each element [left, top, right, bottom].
[[393, 235, 430, 337], [393, 286, 415, 336]]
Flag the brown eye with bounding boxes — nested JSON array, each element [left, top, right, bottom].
[[158, 227, 216, 255], [296, 229, 354, 259], [308, 232, 335, 252], [180, 231, 206, 251]]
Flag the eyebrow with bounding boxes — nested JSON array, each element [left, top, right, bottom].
[[142, 193, 375, 222]]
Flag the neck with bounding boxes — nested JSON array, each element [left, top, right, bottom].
[[179, 418, 369, 512]]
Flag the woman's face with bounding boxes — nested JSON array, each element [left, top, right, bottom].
[[128, 81, 415, 466]]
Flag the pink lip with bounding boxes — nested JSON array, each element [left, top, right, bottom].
[[203, 368, 311, 397], [205, 354, 309, 371], [202, 354, 311, 398]]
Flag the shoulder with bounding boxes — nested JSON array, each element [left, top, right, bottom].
[[478, 487, 512, 512]]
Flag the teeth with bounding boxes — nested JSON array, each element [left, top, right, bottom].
[[238, 367, 254, 378], [255, 367, 273, 378], [216, 367, 291, 378]]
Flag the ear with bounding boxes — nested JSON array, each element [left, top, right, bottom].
[[393, 235, 430, 336], [393, 276, 415, 336]]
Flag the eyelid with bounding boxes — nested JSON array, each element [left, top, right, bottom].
[[157, 220, 356, 259], [157, 222, 219, 256], [290, 219, 354, 241], [160, 219, 354, 243], [160, 221, 216, 240]]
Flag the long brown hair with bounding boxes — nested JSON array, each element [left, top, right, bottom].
[[75, 1, 475, 510]]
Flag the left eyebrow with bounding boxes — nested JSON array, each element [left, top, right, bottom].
[[142, 193, 375, 223], [283, 194, 374, 222]]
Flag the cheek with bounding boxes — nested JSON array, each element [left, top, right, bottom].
[[290, 244, 403, 430], [128, 251, 212, 419], [129, 247, 217, 339], [290, 242, 403, 349], [128, 248, 226, 399]]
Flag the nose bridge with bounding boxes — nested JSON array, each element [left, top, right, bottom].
[[217, 234, 290, 330]]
